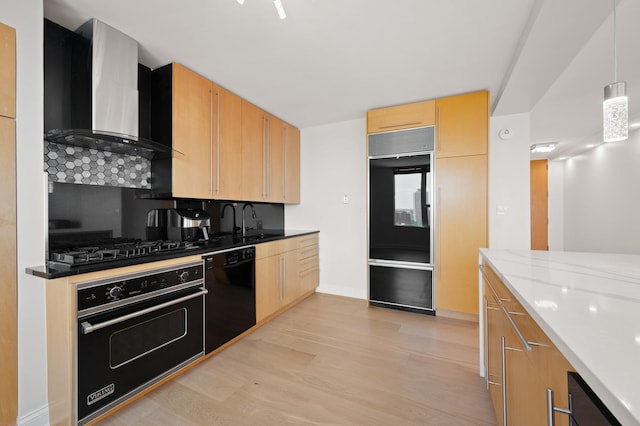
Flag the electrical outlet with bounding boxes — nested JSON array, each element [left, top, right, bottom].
[[256, 219, 263, 230], [343, 195, 349, 204]]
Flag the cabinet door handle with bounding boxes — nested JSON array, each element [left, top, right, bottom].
[[484, 297, 489, 389], [283, 126, 288, 201], [279, 256, 284, 301], [500, 336, 507, 426], [209, 88, 213, 195], [216, 87, 221, 194], [378, 121, 422, 130], [262, 115, 267, 199], [437, 106, 441, 151], [437, 187, 441, 279], [283, 256, 286, 300], [546, 388, 573, 426], [266, 117, 270, 199]]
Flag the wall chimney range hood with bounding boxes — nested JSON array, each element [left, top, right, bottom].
[[44, 18, 172, 159]]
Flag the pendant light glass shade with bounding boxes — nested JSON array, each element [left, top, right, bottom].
[[603, 0, 628, 142], [603, 81, 628, 142]]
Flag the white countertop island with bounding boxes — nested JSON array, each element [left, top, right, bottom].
[[479, 249, 640, 425]]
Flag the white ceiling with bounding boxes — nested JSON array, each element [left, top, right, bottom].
[[44, 0, 640, 160]]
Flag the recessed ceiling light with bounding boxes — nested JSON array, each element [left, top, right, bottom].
[[586, 144, 596, 148], [530, 143, 557, 153], [629, 122, 640, 129]]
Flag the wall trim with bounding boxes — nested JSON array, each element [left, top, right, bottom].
[[17, 404, 49, 426]]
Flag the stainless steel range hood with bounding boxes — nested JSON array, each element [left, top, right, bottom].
[[44, 19, 171, 159]]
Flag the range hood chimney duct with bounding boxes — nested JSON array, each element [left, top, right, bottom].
[[44, 18, 171, 159]]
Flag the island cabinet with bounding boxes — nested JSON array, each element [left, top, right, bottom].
[[0, 21, 17, 426], [366, 99, 435, 133], [482, 262, 574, 426], [435, 90, 488, 316], [255, 234, 319, 322], [241, 100, 300, 203]]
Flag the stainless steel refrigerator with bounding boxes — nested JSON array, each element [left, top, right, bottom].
[[368, 126, 435, 314]]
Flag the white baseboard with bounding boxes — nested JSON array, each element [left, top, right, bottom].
[[316, 284, 366, 300], [17, 404, 49, 426]]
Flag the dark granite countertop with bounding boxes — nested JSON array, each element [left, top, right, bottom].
[[26, 230, 318, 279]]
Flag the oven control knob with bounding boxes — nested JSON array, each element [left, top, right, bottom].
[[109, 285, 124, 300], [178, 271, 190, 283]]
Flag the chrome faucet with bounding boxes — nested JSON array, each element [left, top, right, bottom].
[[242, 203, 257, 237], [221, 203, 237, 235]]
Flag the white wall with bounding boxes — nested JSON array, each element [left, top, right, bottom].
[[1, 2, 49, 425], [548, 161, 564, 250], [285, 119, 367, 299], [488, 113, 531, 249], [562, 132, 640, 254]]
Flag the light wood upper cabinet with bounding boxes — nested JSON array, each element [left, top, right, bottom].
[[215, 86, 243, 200], [241, 102, 300, 203], [266, 114, 284, 202], [435, 91, 488, 158], [172, 64, 213, 199], [435, 154, 487, 314], [0, 23, 16, 119], [283, 124, 300, 203], [241, 100, 266, 202], [153, 62, 301, 203], [367, 100, 435, 134]]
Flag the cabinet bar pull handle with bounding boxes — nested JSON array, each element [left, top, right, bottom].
[[283, 126, 288, 201], [437, 187, 442, 279], [263, 115, 267, 199], [484, 297, 489, 389], [378, 121, 422, 129], [500, 336, 507, 426], [216, 87, 221, 194], [209, 88, 213, 195], [437, 106, 441, 151], [267, 117, 270, 199], [278, 256, 284, 301], [283, 256, 287, 300], [546, 388, 573, 426], [483, 275, 532, 352]]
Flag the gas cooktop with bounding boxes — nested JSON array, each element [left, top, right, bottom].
[[48, 239, 202, 268]]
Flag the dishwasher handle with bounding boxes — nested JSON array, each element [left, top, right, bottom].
[[80, 288, 208, 335]]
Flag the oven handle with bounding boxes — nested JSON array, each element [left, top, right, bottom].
[[79, 288, 208, 335]]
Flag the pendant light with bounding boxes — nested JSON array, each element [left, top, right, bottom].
[[603, 0, 628, 142]]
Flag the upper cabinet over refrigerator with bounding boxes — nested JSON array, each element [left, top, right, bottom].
[[368, 127, 435, 314]]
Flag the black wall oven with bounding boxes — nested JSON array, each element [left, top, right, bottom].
[[76, 262, 206, 425]]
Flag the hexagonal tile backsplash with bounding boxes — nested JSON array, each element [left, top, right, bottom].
[[44, 142, 151, 189]]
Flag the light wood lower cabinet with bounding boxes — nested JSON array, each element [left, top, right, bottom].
[[255, 234, 319, 322], [483, 262, 573, 426]]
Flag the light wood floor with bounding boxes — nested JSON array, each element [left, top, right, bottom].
[[98, 293, 497, 425]]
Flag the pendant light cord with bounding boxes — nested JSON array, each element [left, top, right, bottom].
[[613, 0, 618, 82]]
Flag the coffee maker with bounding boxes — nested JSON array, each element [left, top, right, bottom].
[[166, 208, 211, 242]]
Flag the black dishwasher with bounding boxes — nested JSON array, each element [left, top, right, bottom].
[[203, 247, 256, 354]]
